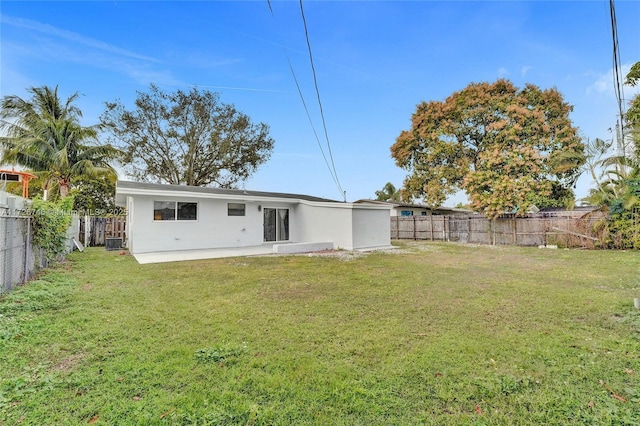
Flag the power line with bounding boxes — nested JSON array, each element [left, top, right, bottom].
[[297, 0, 345, 201], [609, 0, 626, 157], [267, 0, 347, 202], [287, 56, 344, 194]]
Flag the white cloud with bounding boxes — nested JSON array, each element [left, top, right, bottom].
[[182, 53, 243, 69], [0, 14, 184, 87], [1, 15, 159, 63], [521, 66, 532, 77], [586, 63, 640, 99], [498, 67, 509, 77], [586, 75, 610, 96], [587, 75, 613, 95]]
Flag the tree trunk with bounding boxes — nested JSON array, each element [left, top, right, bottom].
[[59, 181, 70, 198]]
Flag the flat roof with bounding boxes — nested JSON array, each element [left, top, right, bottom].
[[116, 180, 341, 204]]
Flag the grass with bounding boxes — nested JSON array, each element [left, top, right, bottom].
[[1, 241, 640, 425]]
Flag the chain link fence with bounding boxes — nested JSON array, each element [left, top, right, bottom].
[[0, 212, 40, 294], [1, 190, 81, 295]]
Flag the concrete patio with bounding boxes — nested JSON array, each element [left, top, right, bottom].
[[132, 244, 276, 264]]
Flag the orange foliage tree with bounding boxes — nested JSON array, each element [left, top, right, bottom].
[[391, 79, 585, 218]]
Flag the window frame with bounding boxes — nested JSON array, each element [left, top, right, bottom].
[[153, 200, 198, 222], [263, 207, 290, 242], [227, 203, 246, 217], [177, 202, 198, 221]]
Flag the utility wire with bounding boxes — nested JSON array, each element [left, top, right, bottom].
[[266, 0, 346, 200], [286, 56, 344, 194], [266, 2, 344, 200], [609, 0, 626, 157], [297, 0, 346, 201]]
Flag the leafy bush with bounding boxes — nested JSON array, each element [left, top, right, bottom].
[[30, 196, 74, 262], [605, 205, 640, 249]]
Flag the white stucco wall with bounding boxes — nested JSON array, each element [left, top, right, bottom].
[[127, 194, 295, 254], [0, 191, 28, 210], [118, 183, 392, 255], [352, 206, 391, 249], [126, 196, 134, 252], [294, 202, 391, 250], [294, 203, 354, 250]]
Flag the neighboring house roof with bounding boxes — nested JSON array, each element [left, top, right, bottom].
[[532, 205, 604, 219], [115, 180, 343, 205], [354, 199, 474, 214], [538, 206, 600, 213]]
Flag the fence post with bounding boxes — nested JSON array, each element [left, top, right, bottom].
[[84, 215, 90, 248], [413, 215, 416, 240], [430, 216, 434, 241], [446, 216, 450, 241], [23, 216, 30, 284], [2, 217, 8, 291], [492, 219, 496, 246], [513, 218, 517, 245]]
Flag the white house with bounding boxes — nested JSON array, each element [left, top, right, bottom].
[[115, 181, 393, 263], [354, 200, 475, 217]]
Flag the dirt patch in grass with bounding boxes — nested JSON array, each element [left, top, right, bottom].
[[52, 353, 86, 372], [302, 249, 366, 261]]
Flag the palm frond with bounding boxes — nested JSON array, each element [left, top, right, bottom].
[[1, 85, 119, 197]]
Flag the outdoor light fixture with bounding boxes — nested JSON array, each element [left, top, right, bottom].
[[258, 205, 262, 211]]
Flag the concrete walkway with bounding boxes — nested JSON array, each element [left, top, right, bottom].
[[133, 244, 276, 264]]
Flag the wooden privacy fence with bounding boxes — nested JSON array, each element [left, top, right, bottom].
[[391, 215, 605, 248], [79, 216, 126, 247]]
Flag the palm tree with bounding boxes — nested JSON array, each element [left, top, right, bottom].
[[582, 61, 640, 207], [375, 182, 402, 202], [578, 61, 640, 247], [0, 86, 118, 198]]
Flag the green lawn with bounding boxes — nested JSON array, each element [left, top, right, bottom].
[[1, 242, 639, 425]]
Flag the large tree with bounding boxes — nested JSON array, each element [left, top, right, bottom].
[[100, 84, 275, 188], [0, 86, 118, 198], [391, 79, 585, 218]]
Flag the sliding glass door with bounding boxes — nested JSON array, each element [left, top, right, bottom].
[[263, 208, 289, 242]]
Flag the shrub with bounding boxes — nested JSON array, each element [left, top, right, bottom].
[[30, 196, 74, 262]]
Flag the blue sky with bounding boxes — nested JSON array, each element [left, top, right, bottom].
[[2, 1, 639, 204]]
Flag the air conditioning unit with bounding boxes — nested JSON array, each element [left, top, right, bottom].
[[105, 237, 123, 251]]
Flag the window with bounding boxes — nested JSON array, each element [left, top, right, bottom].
[[153, 201, 198, 221], [228, 203, 246, 216], [400, 210, 413, 217], [177, 202, 197, 220], [263, 208, 289, 242], [154, 201, 175, 221]]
